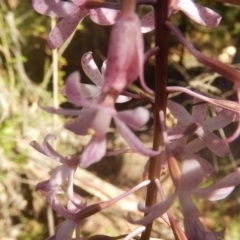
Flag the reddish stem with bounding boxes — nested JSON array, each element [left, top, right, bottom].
[[140, 0, 169, 239]]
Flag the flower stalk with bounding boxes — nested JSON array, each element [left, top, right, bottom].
[[140, 0, 169, 239]]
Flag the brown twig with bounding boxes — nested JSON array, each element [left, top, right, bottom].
[[140, 0, 169, 239]]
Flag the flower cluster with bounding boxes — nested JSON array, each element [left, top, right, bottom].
[[30, 0, 240, 239]]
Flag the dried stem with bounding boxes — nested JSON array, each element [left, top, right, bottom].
[[140, 0, 169, 239]]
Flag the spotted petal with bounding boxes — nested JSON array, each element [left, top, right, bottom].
[[202, 108, 236, 131], [176, 0, 221, 27], [90, 8, 121, 25], [196, 127, 230, 157], [192, 98, 208, 123], [81, 52, 103, 87], [32, 0, 76, 17], [47, 8, 88, 49], [167, 100, 192, 125], [140, 10, 155, 33]]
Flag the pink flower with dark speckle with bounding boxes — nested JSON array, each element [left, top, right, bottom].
[[32, 0, 120, 49]]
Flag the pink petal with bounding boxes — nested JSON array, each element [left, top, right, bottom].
[[168, 123, 187, 136], [115, 95, 132, 103], [117, 107, 150, 130], [47, 9, 87, 49], [167, 124, 188, 147], [64, 71, 89, 106], [178, 159, 203, 191], [43, 134, 64, 162], [90, 108, 113, 136], [127, 192, 177, 225], [32, 0, 76, 17], [196, 128, 230, 157], [56, 220, 75, 240], [39, 105, 81, 116], [64, 110, 97, 135], [81, 136, 107, 168], [81, 52, 103, 87], [102, 12, 152, 94], [76, 180, 150, 219], [182, 214, 206, 240], [140, 10, 155, 33], [79, 83, 100, 99], [36, 180, 53, 192], [184, 138, 206, 153], [49, 165, 69, 188], [191, 168, 240, 201], [90, 8, 121, 25], [69, 195, 86, 212], [192, 98, 208, 123], [114, 116, 161, 157], [167, 100, 192, 125], [124, 227, 146, 240], [101, 60, 107, 76], [202, 108, 236, 131], [176, 0, 221, 27], [72, 0, 85, 5], [181, 153, 214, 178], [30, 140, 46, 156], [179, 193, 199, 216], [48, 195, 75, 219], [38, 98, 82, 116], [67, 193, 84, 212]]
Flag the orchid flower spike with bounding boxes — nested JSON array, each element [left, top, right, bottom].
[[141, 0, 221, 33], [32, 0, 120, 49]]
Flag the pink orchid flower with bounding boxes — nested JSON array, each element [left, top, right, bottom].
[[167, 98, 235, 157], [43, 180, 150, 240], [167, 21, 240, 143], [80, 52, 131, 103], [180, 194, 225, 240], [101, 3, 153, 95], [128, 157, 240, 227], [31, 134, 83, 203], [130, 113, 240, 229], [141, 0, 221, 33], [32, 0, 120, 49], [40, 72, 160, 168]]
